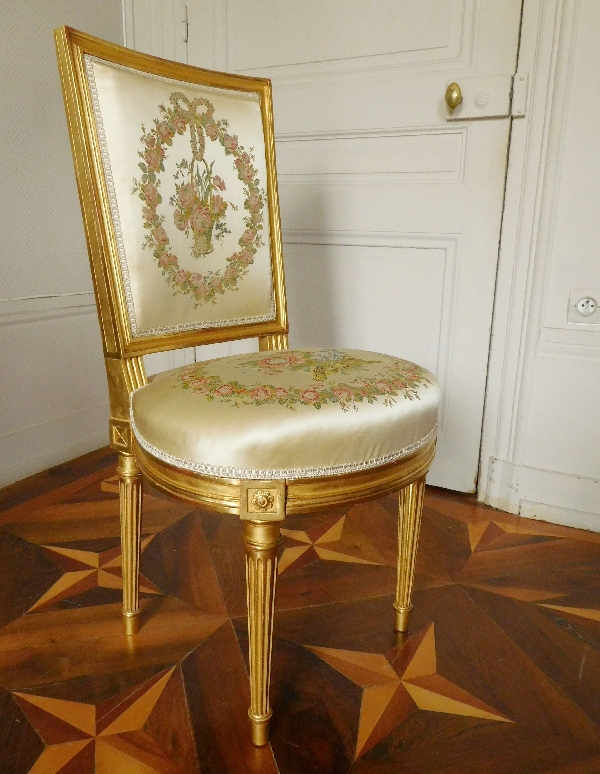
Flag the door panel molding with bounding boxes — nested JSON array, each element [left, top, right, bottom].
[[283, 229, 460, 441], [276, 127, 467, 184], [226, 0, 475, 77]]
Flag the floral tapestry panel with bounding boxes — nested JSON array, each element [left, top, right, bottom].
[[176, 349, 432, 412], [85, 56, 275, 337]]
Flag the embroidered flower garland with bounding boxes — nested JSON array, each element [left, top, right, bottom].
[[132, 91, 266, 306], [176, 350, 431, 411]]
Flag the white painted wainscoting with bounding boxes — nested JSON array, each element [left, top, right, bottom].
[[0, 1, 122, 488], [0, 296, 109, 487]]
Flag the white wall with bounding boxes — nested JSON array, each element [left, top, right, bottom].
[[480, 0, 600, 530], [0, 2, 123, 487]]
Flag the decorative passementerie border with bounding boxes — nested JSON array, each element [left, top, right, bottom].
[[129, 402, 437, 480], [83, 54, 276, 338]]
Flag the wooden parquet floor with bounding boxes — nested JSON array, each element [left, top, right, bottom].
[[0, 448, 599, 773]]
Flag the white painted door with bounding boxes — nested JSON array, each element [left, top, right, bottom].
[[127, 0, 523, 492]]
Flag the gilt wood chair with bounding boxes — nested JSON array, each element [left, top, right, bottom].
[[55, 27, 439, 746]]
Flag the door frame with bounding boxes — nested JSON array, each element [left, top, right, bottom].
[[478, 0, 579, 509]]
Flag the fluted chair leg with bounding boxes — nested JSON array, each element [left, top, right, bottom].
[[243, 520, 281, 746], [118, 453, 143, 636], [394, 476, 426, 632]]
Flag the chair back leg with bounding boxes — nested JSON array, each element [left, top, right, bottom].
[[118, 452, 143, 636], [394, 476, 426, 632], [243, 519, 281, 746]]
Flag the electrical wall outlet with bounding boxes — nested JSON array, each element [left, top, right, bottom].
[[567, 288, 600, 324]]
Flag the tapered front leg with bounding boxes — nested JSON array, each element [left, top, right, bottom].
[[118, 453, 143, 636], [394, 476, 426, 632], [243, 520, 281, 746]]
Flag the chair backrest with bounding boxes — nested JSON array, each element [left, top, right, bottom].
[[55, 27, 287, 360]]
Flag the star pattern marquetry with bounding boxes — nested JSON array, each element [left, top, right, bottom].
[[13, 667, 191, 773], [279, 514, 388, 574], [2, 459, 600, 772], [28, 536, 161, 613], [306, 622, 512, 759], [466, 518, 565, 552]]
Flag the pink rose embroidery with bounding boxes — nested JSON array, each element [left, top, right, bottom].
[[173, 210, 188, 231], [250, 387, 270, 400], [158, 252, 177, 267], [190, 206, 211, 233], [238, 250, 253, 265], [246, 192, 261, 212], [273, 388, 289, 399], [210, 195, 225, 215], [175, 269, 189, 283], [142, 206, 154, 222], [142, 184, 159, 205], [241, 166, 255, 184], [260, 355, 299, 368], [223, 134, 238, 152], [178, 183, 195, 209], [373, 381, 394, 394], [173, 116, 186, 134], [153, 226, 168, 245], [300, 388, 320, 403], [215, 384, 235, 396], [190, 377, 210, 392], [205, 121, 218, 140], [240, 229, 255, 244], [213, 176, 226, 191], [144, 134, 157, 148], [156, 122, 173, 142], [144, 147, 163, 170], [333, 386, 353, 402]]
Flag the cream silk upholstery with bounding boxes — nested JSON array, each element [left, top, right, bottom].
[[85, 56, 275, 337], [131, 348, 439, 479]]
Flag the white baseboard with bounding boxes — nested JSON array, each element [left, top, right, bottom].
[[0, 404, 109, 489], [519, 500, 600, 532], [482, 457, 600, 532]]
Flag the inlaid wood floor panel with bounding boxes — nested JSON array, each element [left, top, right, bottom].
[[0, 454, 599, 772]]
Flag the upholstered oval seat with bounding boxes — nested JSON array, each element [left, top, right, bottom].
[[131, 348, 439, 480]]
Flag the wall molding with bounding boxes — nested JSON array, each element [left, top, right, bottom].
[[0, 293, 96, 326], [0, 403, 109, 489]]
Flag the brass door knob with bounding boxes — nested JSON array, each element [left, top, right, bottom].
[[445, 82, 463, 112]]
